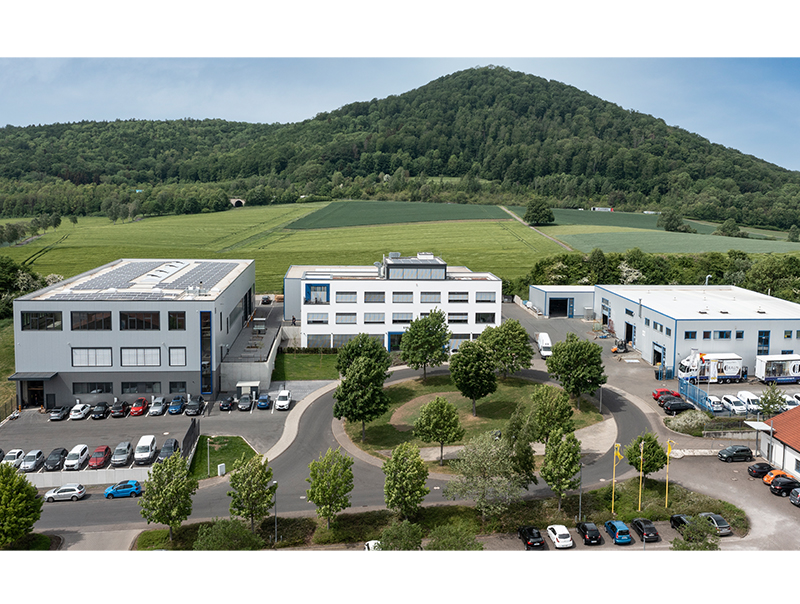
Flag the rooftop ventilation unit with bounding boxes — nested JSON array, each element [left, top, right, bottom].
[[389, 252, 401, 259]]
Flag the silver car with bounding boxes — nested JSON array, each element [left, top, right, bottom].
[[149, 397, 167, 416], [20, 449, 44, 473], [44, 484, 86, 502], [2, 449, 25, 468], [111, 441, 132, 467]]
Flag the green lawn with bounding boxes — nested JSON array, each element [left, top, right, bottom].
[[271, 353, 339, 381], [189, 435, 258, 481]]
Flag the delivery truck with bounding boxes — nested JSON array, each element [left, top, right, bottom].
[[755, 354, 800, 384], [535, 332, 552, 358], [677, 350, 747, 384]]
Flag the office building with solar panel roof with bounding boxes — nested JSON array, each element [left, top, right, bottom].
[[11, 258, 255, 408]]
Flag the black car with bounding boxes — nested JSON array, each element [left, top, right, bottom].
[[49, 407, 69, 421], [44, 447, 68, 471], [747, 462, 774, 478], [157, 438, 180, 463], [219, 397, 235, 411], [657, 394, 682, 408], [185, 397, 205, 416], [670, 514, 690, 533], [111, 400, 130, 417], [91, 402, 110, 419], [517, 526, 545, 549], [575, 521, 601, 545], [631, 518, 659, 542], [770, 476, 800, 496], [663, 400, 695, 416], [718, 445, 753, 463]]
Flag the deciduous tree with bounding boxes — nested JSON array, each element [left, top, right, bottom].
[[502, 403, 538, 487], [138, 451, 198, 542], [379, 519, 423, 550], [545, 332, 607, 400], [228, 454, 277, 533], [523, 196, 554, 225], [0, 463, 42, 548], [449, 340, 497, 416], [670, 516, 720, 551], [623, 432, 668, 479], [529, 384, 574, 446], [382, 442, 430, 519], [306, 447, 354, 529], [335, 332, 391, 378], [413, 396, 465, 466], [399, 308, 451, 381], [333, 355, 391, 442], [539, 427, 582, 511], [478, 319, 534, 377]]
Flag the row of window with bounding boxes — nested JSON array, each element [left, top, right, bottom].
[[644, 318, 672, 337], [71, 347, 187, 367], [306, 312, 496, 325], [22, 311, 186, 332], [72, 381, 188, 395], [685, 330, 745, 341], [306, 332, 482, 349], [307, 289, 497, 305]]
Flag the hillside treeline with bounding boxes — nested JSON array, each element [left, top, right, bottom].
[[1, 66, 800, 229], [506, 248, 800, 304]]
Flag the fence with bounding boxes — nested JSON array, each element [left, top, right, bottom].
[[1, 397, 16, 421]]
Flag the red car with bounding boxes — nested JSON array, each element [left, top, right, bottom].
[[88, 445, 112, 469], [130, 397, 149, 416], [652, 388, 680, 401]]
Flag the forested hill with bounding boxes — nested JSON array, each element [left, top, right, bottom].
[[1, 65, 800, 230]]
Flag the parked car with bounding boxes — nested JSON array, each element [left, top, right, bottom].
[[49, 406, 68, 421], [130, 397, 149, 416], [663, 400, 695, 415], [44, 447, 68, 471], [706, 395, 724, 412], [738, 390, 761, 412], [257, 393, 271, 409], [652, 388, 681, 401], [69, 403, 91, 420], [104, 480, 142, 499], [363, 540, 381, 551], [237, 394, 252, 411], [699, 512, 732, 535], [44, 484, 86, 502], [770, 476, 800, 497], [781, 394, 798, 411], [134, 435, 157, 465], [763, 469, 791, 485], [721, 395, 747, 415], [275, 390, 292, 411], [185, 397, 205, 416], [64, 444, 89, 470], [88, 445, 112, 469], [748, 462, 774, 478], [111, 400, 130, 417], [546, 525, 573, 549], [789, 487, 800, 507], [219, 396, 235, 411], [575, 521, 601, 545], [718, 445, 753, 462], [517, 526, 545, 549], [604, 520, 632, 544], [157, 438, 180, 463], [2, 449, 24, 468], [168, 396, 187, 415], [670, 514, 690, 533], [658, 394, 683, 408], [631, 518, 659, 542], [149, 397, 168, 416], [20, 449, 45, 472], [111, 441, 133, 467], [0, 448, 4, 463], [91, 402, 110, 419]]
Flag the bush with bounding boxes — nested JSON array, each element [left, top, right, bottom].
[[665, 409, 710, 436], [194, 518, 265, 550]]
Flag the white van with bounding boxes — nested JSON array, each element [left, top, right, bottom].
[[737, 391, 760, 412], [64, 444, 89, 471], [134, 435, 157, 465], [536, 333, 553, 358]]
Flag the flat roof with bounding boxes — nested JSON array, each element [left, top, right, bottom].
[[597, 284, 800, 320], [19, 258, 253, 302], [530, 285, 595, 293], [285, 262, 499, 281]]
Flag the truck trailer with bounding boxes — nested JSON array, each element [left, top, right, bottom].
[[755, 354, 800, 384], [677, 350, 747, 384]]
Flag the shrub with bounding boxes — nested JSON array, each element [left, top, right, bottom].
[[194, 518, 265, 550], [665, 410, 709, 436]]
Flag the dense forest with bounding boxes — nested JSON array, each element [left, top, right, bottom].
[[1, 66, 800, 229]]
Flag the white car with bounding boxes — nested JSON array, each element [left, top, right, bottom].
[[546, 524, 574, 549], [2, 449, 25, 468], [64, 444, 89, 470], [782, 394, 799, 411], [364, 540, 382, 551], [706, 395, 724, 412], [69, 403, 91, 420], [737, 391, 760, 412], [275, 390, 292, 411], [721, 395, 747, 415]]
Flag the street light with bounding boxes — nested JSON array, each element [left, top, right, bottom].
[[578, 462, 584, 522], [273, 479, 278, 545], [207, 435, 212, 478]]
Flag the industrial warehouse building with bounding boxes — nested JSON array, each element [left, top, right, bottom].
[[530, 283, 800, 374], [283, 252, 503, 351], [11, 258, 255, 408]]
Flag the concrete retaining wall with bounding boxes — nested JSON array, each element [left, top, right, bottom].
[[702, 430, 753, 440], [220, 327, 283, 394]]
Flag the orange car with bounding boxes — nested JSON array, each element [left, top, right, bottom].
[[763, 469, 791, 485]]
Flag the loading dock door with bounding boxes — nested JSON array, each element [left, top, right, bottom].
[[548, 298, 569, 317]]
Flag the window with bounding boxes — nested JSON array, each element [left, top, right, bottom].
[[795, 459, 800, 473], [449, 334, 470, 351], [684, 331, 696, 340], [392, 313, 413, 324], [364, 313, 385, 324], [644, 318, 650, 327], [307, 334, 331, 348], [305, 284, 329, 304], [420, 292, 441, 304], [169, 347, 186, 367], [120, 348, 161, 367], [335, 291, 357, 303], [72, 382, 113, 395], [336, 313, 357, 324], [307, 313, 328, 324], [665, 327, 671, 336], [786, 330, 794, 339], [475, 292, 496, 303], [703, 331, 711, 340], [449, 292, 469, 303], [168, 311, 186, 330], [625, 308, 634, 317], [387, 265, 445, 280], [71, 311, 111, 331], [393, 292, 413, 303], [364, 291, 385, 303], [653, 322, 660, 331], [797, 330, 800, 339], [169, 382, 187, 394], [475, 313, 495, 324], [782, 350, 794, 355], [736, 331, 744, 340], [122, 382, 161, 394], [714, 331, 731, 340], [72, 348, 112, 367], [332, 334, 358, 348], [448, 313, 468, 324], [758, 330, 770, 355], [120, 311, 160, 330], [21, 311, 62, 331]]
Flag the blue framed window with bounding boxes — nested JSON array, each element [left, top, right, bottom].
[[305, 283, 330, 304], [685, 331, 696, 340]]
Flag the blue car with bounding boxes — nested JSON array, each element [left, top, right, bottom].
[[257, 393, 271, 409], [168, 396, 186, 415], [104, 480, 142, 499], [604, 520, 632, 545]]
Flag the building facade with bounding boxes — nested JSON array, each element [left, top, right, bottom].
[[283, 252, 502, 351], [11, 258, 255, 408]]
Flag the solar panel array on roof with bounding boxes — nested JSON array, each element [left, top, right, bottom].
[[169, 262, 239, 290], [72, 261, 164, 290], [387, 257, 445, 265]]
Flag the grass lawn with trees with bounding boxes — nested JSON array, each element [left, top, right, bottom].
[[271, 352, 339, 381], [189, 435, 258, 481]]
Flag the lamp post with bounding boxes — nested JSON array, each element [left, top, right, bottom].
[[273, 479, 278, 545], [207, 435, 212, 478], [578, 462, 584, 522]]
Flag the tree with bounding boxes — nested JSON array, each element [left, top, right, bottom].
[[0, 463, 42, 548], [379, 519, 424, 550], [757, 382, 785, 418], [306, 447, 354, 529], [524, 196, 554, 225], [227, 454, 277, 533], [502, 403, 538, 487], [789, 224, 799, 243], [587, 248, 608, 283], [193, 518, 265, 550], [539, 427, 582, 511], [399, 308, 450, 381], [334, 332, 390, 378], [623, 432, 668, 479], [670, 516, 720, 551], [138, 451, 198, 541], [68, 214, 78, 226], [449, 340, 497, 416], [424, 521, 484, 550], [443, 430, 527, 521], [529, 384, 574, 446], [333, 355, 391, 442], [545, 332, 607, 400], [382, 442, 430, 519], [413, 396, 465, 466], [657, 209, 688, 232], [478, 319, 534, 377]]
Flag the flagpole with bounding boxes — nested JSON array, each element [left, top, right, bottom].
[[612, 443, 622, 515], [638, 440, 644, 511]]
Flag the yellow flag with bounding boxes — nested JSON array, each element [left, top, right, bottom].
[[667, 440, 673, 456], [614, 445, 623, 462]]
